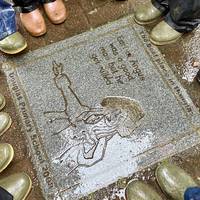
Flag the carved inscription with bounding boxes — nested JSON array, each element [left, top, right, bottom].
[[7, 72, 55, 191], [89, 35, 145, 85]]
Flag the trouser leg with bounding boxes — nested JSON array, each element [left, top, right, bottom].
[[0, 0, 16, 40], [184, 187, 200, 200], [0, 187, 13, 200], [40, 0, 56, 4], [13, 0, 39, 13], [151, 0, 169, 14], [13, 0, 56, 12], [165, 0, 200, 33]]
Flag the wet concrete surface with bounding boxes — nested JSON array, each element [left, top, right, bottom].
[[80, 144, 200, 200], [0, 0, 200, 199]]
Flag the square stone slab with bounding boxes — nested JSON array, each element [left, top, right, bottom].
[[2, 16, 200, 200]]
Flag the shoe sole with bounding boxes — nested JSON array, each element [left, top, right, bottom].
[[30, 30, 46, 37], [0, 114, 12, 136], [0, 97, 6, 111], [150, 35, 182, 46], [0, 144, 14, 173], [134, 16, 161, 25], [0, 42, 27, 55]]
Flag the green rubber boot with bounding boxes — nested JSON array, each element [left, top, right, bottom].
[[0, 112, 12, 136], [156, 163, 197, 200], [150, 21, 183, 45], [126, 180, 162, 200], [0, 143, 14, 173], [0, 173, 32, 200], [0, 94, 6, 111], [0, 32, 27, 55], [134, 1, 162, 25]]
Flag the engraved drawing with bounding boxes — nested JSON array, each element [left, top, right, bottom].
[[44, 61, 145, 175]]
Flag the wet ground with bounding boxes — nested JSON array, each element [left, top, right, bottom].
[[0, 0, 200, 199], [80, 144, 200, 200]]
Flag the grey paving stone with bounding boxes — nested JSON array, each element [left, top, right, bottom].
[[1, 16, 200, 200]]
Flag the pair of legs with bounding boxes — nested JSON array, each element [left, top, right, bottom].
[[0, 0, 27, 54], [134, 0, 200, 45], [0, 0, 67, 54], [13, 0, 67, 36]]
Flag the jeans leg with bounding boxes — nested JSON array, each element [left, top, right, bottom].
[[0, 0, 16, 40], [13, 0, 39, 13], [184, 187, 200, 200], [165, 0, 200, 33], [151, 0, 169, 14]]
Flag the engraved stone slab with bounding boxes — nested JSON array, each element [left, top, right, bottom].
[[2, 16, 200, 200]]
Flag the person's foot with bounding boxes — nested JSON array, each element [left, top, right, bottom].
[[0, 173, 32, 200], [0, 94, 6, 111], [125, 180, 162, 200], [134, 1, 162, 25], [0, 143, 14, 173], [150, 21, 183, 45], [0, 32, 27, 55], [156, 163, 197, 200], [20, 9, 46, 37], [0, 112, 12, 136], [43, 0, 67, 24]]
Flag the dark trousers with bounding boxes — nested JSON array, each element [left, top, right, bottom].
[[152, 0, 200, 33], [0, 187, 13, 200], [13, 0, 55, 13]]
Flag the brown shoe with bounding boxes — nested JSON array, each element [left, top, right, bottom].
[[43, 0, 68, 24], [20, 9, 46, 37]]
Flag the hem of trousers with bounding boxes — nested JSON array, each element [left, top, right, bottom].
[[164, 13, 197, 33], [0, 29, 16, 41]]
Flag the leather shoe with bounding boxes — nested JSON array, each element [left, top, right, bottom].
[[20, 9, 46, 37], [43, 0, 67, 24]]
